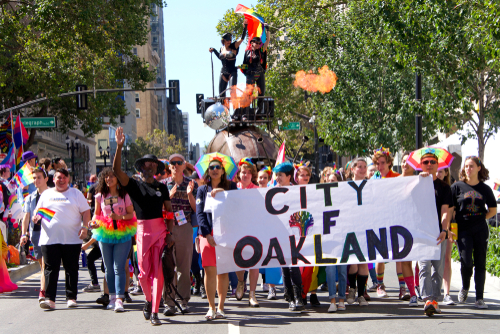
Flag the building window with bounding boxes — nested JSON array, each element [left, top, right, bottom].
[[153, 48, 158, 53], [133, 48, 137, 55], [156, 77, 161, 84], [120, 116, 125, 123], [136, 109, 140, 118], [98, 139, 107, 151], [135, 93, 140, 102], [152, 36, 158, 44]]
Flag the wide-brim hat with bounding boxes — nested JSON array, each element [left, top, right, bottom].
[[222, 32, 232, 41], [21, 151, 37, 162], [134, 154, 165, 173]]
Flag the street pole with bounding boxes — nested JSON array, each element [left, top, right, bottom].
[[415, 73, 423, 150], [313, 111, 319, 175]]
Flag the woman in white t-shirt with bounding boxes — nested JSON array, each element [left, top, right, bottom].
[[35, 169, 91, 310], [91, 168, 136, 312]]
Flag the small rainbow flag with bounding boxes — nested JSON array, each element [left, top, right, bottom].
[[14, 163, 34, 187], [22, 188, 29, 199], [8, 193, 17, 209], [36, 208, 56, 222], [235, 4, 267, 51], [494, 183, 500, 192], [87, 181, 94, 192]]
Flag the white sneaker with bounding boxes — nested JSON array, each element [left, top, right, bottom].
[[443, 294, 455, 305], [475, 299, 488, 309], [114, 299, 125, 312], [262, 283, 269, 292], [358, 296, 368, 306], [107, 296, 116, 310], [328, 303, 337, 313], [67, 299, 78, 308], [458, 289, 468, 303], [337, 301, 346, 311], [346, 288, 356, 304], [368, 283, 378, 292], [409, 295, 418, 307]]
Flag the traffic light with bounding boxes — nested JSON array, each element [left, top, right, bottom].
[[169, 80, 180, 104], [76, 85, 88, 110], [196, 94, 204, 114]]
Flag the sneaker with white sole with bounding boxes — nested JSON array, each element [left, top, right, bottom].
[[346, 288, 356, 304], [267, 286, 277, 300], [82, 284, 101, 293], [434, 301, 442, 314], [377, 284, 388, 298], [458, 289, 468, 304], [107, 296, 116, 310], [368, 283, 378, 292], [67, 299, 78, 308], [114, 299, 125, 312], [474, 299, 488, 309], [40, 300, 56, 310], [337, 301, 346, 311], [262, 283, 269, 292], [409, 295, 418, 307], [328, 303, 337, 312], [358, 296, 368, 306], [443, 294, 455, 305]]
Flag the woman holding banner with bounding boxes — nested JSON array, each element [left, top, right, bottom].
[[235, 158, 261, 307], [273, 162, 305, 312], [345, 158, 370, 307], [196, 156, 238, 320]]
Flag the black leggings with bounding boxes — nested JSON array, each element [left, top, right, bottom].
[[245, 69, 265, 97], [457, 223, 489, 300], [87, 244, 102, 285], [219, 70, 238, 97], [281, 267, 302, 292]]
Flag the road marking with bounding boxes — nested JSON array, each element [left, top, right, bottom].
[[228, 321, 240, 334]]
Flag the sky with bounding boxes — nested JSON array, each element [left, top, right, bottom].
[[163, 1, 247, 148]]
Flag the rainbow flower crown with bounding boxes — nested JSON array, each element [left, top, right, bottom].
[[210, 156, 225, 166], [374, 145, 391, 156]]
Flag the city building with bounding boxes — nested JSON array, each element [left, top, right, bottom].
[[182, 112, 189, 153], [167, 98, 186, 150], [151, 3, 168, 133], [189, 143, 201, 164]]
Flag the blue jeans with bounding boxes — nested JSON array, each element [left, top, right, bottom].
[[325, 265, 347, 300], [99, 240, 132, 298], [229, 271, 248, 289]]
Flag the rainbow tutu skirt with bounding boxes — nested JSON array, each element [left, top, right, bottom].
[[92, 215, 137, 244]]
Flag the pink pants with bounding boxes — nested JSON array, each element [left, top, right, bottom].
[[136, 218, 166, 313]]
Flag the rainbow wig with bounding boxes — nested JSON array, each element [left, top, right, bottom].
[[273, 161, 294, 174]]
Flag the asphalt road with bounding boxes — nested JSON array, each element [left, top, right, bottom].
[[1, 261, 499, 334]]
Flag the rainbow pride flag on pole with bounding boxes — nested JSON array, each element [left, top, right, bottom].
[[36, 208, 56, 222], [14, 162, 34, 187], [235, 4, 267, 50]]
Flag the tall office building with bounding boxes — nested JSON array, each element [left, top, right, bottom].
[[182, 112, 189, 153], [151, 3, 168, 132]]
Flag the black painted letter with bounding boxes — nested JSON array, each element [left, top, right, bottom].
[[262, 237, 286, 266], [323, 210, 340, 235], [390, 226, 413, 260], [233, 236, 263, 268], [347, 180, 367, 206], [366, 228, 389, 261], [316, 183, 338, 207], [340, 233, 366, 263], [289, 235, 310, 265], [265, 187, 289, 215], [314, 234, 337, 264]]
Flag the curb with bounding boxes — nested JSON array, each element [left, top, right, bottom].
[[7, 262, 41, 283]]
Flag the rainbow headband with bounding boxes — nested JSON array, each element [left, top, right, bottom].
[[374, 145, 391, 156], [294, 160, 311, 170], [238, 157, 254, 167]]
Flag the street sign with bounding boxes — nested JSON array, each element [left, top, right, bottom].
[[21, 117, 57, 129], [279, 122, 301, 131]]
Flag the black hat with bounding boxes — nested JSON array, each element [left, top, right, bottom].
[[134, 154, 165, 173], [250, 37, 262, 43], [222, 33, 232, 41]]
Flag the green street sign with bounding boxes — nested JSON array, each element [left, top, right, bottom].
[[21, 117, 57, 129], [279, 122, 301, 131]]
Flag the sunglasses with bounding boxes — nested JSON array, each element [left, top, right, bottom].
[[209, 165, 222, 170], [170, 161, 184, 166], [421, 159, 437, 165]]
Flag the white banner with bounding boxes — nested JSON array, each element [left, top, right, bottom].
[[207, 176, 441, 274]]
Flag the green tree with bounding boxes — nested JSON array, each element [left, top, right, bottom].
[[0, 0, 165, 150], [216, 1, 441, 158], [128, 129, 185, 166], [377, 0, 500, 160]]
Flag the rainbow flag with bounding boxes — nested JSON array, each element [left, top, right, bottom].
[[16, 147, 24, 170], [87, 182, 95, 192], [494, 183, 500, 191], [36, 208, 56, 222], [0, 114, 13, 153], [22, 188, 29, 199], [8, 193, 17, 209], [14, 163, 33, 187], [235, 4, 267, 50], [13, 114, 28, 147]]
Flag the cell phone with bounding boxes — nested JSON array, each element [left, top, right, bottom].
[[104, 197, 119, 206]]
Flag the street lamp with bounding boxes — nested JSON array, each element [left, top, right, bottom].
[[99, 146, 110, 167], [66, 135, 80, 180], [277, 118, 282, 126]]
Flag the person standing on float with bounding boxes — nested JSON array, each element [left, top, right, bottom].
[[112, 127, 174, 326]]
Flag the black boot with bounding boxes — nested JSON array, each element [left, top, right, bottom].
[[200, 284, 207, 299], [143, 301, 152, 320], [193, 273, 202, 295], [96, 293, 109, 307], [293, 285, 305, 311], [285, 287, 297, 312], [150, 312, 161, 326], [310, 293, 321, 307]]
